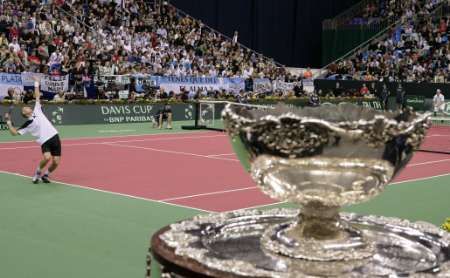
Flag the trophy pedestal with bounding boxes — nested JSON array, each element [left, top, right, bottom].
[[150, 209, 450, 277]]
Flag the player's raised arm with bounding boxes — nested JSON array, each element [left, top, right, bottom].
[[4, 113, 19, 136], [34, 78, 41, 103]]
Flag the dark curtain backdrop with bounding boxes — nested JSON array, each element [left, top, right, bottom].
[[169, 0, 360, 68]]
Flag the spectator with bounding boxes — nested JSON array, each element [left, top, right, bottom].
[[360, 83, 370, 96], [23, 89, 34, 104], [334, 82, 343, 96], [433, 89, 445, 115], [380, 83, 390, 110], [396, 83, 406, 110], [303, 68, 313, 79], [53, 91, 66, 102]]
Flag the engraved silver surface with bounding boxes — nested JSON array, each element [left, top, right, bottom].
[[220, 103, 432, 262], [159, 209, 450, 277]]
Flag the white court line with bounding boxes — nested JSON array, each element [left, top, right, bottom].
[[408, 158, 450, 167], [231, 201, 288, 212], [225, 172, 450, 212], [0, 170, 211, 213], [0, 130, 214, 144], [161, 186, 258, 202], [207, 153, 235, 157], [0, 134, 226, 150], [105, 143, 240, 162], [427, 134, 450, 137], [98, 129, 136, 133]]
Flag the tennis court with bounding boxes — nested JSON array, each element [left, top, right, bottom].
[[1, 122, 450, 277]]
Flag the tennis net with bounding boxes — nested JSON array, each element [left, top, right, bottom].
[[418, 116, 450, 155], [182, 101, 450, 155], [181, 100, 271, 131]]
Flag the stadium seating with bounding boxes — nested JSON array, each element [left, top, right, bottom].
[[326, 0, 449, 83]]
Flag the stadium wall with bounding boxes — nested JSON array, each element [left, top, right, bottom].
[[0, 99, 382, 127]]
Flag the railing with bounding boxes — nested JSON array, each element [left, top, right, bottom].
[[321, 0, 448, 72]]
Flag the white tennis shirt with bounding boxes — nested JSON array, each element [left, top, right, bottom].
[[433, 93, 445, 106], [18, 102, 58, 145]]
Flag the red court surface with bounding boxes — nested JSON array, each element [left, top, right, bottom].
[[1, 129, 450, 212]]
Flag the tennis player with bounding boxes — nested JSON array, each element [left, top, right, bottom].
[[4, 79, 62, 184], [433, 89, 445, 116]]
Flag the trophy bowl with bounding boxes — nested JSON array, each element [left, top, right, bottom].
[[222, 102, 431, 261]]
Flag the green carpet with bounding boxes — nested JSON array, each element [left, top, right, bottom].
[[0, 173, 200, 278]]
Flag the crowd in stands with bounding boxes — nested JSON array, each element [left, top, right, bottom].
[[0, 0, 321, 102], [327, 0, 450, 83], [341, 0, 444, 26], [0, 0, 388, 103], [0, 0, 290, 81]]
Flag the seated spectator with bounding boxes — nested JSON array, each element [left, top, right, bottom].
[[303, 68, 313, 79], [53, 91, 66, 102], [22, 89, 34, 104], [360, 83, 370, 96], [3, 88, 15, 100]]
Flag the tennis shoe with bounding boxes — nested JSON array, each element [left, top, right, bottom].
[[41, 174, 51, 184], [32, 175, 41, 184]]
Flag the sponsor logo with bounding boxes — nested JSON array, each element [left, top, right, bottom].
[[51, 107, 64, 125], [443, 102, 450, 116], [100, 104, 154, 123], [185, 104, 193, 120], [0, 118, 8, 130]]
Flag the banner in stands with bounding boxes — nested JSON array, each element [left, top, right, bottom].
[[223, 78, 246, 94], [40, 75, 69, 93], [21, 72, 45, 87], [273, 80, 299, 93], [96, 75, 131, 86], [303, 79, 315, 93], [151, 76, 225, 94], [0, 73, 23, 99], [253, 78, 273, 93]]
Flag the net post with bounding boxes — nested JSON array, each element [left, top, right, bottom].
[[181, 101, 207, 130]]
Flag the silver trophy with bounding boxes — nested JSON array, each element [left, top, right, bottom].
[[155, 103, 450, 277]]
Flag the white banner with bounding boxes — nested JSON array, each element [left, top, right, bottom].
[[303, 79, 315, 93], [96, 75, 130, 85], [154, 76, 226, 94], [273, 80, 298, 92], [40, 75, 69, 93], [0, 73, 23, 99], [223, 78, 245, 94], [253, 78, 273, 93]]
